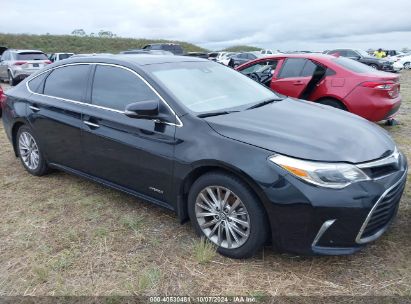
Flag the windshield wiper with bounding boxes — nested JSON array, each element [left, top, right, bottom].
[[246, 98, 284, 110], [197, 110, 239, 118]]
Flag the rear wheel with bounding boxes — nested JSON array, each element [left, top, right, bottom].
[[188, 171, 268, 259], [17, 125, 49, 176], [8, 71, 17, 86], [404, 62, 410, 70], [370, 64, 378, 70], [317, 98, 347, 111]]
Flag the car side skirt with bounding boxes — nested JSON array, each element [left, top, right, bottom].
[[49, 163, 175, 212]]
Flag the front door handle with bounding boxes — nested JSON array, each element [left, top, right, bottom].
[[83, 121, 100, 128], [29, 105, 40, 112]]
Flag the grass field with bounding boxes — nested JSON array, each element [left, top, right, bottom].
[[0, 72, 410, 297], [0, 33, 207, 54]]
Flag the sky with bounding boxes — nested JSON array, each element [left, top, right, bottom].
[[1, 0, 411, 51]]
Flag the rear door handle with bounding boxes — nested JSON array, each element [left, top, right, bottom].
[[83, 121, 100, 128], [29, 105, 40, 112], [293, 81, 304, 86]]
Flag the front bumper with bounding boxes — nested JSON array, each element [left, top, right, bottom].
[[262, 152, 408, 255], [381, 63, 396, 72]]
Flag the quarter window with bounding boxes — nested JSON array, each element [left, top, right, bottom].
[[91, 65, 157, 111], [28, 72, 49, 94], [44, 65, 90, 101]]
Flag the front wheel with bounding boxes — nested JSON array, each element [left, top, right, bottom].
[[370, 64, 378, 70], [17, 125, 49, 176], [404, 62, 410, 70], [188, 172, 268, 259]]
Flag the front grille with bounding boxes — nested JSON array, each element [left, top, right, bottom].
[[356, 173, 406, 243], [362, 164, 398, 179]]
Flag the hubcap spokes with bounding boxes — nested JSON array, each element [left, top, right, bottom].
[[195, 186, 250, 249], [19, 132, 40, 170]]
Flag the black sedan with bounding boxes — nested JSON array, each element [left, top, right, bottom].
[[325, 49, 396, 72], [228, 52, 261, 68], [2, 55, 407, 258]]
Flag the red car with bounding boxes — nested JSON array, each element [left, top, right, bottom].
[[0, 85, 5, 118], [236, 54, 401, 121]]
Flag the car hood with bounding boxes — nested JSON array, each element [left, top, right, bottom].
[[204, 98, 395, 163]]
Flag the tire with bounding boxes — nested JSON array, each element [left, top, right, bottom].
[[8, 71, 17, 86], [370, 64, 378, 70], [318, 98, 346, 111], [16, 125, 49, 176], [404, 62, 410, 70], [188, 171, 268, 259]]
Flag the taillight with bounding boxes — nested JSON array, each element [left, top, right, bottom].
[[0, 90, 6, 109], [361, 81, 395, 90], [13, 61, 27, 66], [44, 60, 52, 64], [361, 81, 399, 98]]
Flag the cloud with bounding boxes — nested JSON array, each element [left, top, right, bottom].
[[1, 0, 411, 50]]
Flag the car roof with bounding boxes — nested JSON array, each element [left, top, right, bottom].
[[9, 49, 44, 53], [53, 54, 208, 66], [256, 53, 337, 61]]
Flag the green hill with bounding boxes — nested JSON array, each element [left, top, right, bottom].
[[0, 33, 208, 54], [222, 45, 262, 52]]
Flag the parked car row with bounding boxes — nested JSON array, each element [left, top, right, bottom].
[[324, 49, 399, 72], [1, 54, 407, 259], [0, 49, 51, 85], [236, 53, 401, 122]]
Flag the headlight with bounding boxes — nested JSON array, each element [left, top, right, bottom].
[[269, 154, 370, 189]]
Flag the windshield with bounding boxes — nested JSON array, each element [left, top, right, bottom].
[[333, 57, 376, 73], [357, 50, 370, 57], [17, 52, 48, 60], [148, 61, 279, 113]]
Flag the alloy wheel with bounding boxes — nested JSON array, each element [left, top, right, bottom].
[[18, 132, 40, 170], [404, 62, 410, 70], [195, 186, 250, 249]]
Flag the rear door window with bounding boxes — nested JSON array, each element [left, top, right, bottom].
[[151, 44, 162, 50], [91, 65, 158, 111], [300, 60, 317, 77], [278, 58, 307, 78], [44, 64, 90, 101], [346, 50, 359, 58]]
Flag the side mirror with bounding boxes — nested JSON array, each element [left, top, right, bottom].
[[125, 99, 160, 119]]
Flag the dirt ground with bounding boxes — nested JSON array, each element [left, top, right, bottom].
[[0, 72, 410, 297]]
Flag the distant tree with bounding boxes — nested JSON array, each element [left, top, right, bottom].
[[401, 47, 410, 53], [98, 30, 114, 38], [90, 32, 95, 37], [71, 29, 86, 37]]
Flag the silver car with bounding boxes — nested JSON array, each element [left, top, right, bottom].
[[0, 49, 50, 86]]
